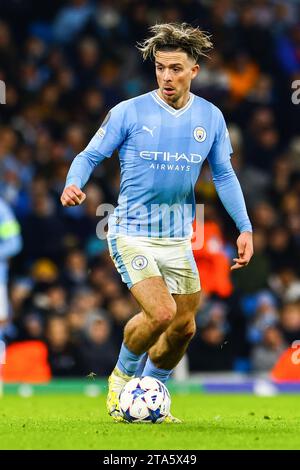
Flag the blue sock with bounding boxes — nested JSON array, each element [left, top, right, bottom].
[[135, 353, 148, 377], [142, 357, 172, 384], [116, 343, 144, 376]]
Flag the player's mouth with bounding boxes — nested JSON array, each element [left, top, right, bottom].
[[163, 87, 175, 96]]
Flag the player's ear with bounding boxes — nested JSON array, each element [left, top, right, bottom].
[[191, 64, 200, 79]]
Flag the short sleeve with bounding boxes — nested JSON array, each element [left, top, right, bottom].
[[85, 101, 128, 159], [207, 107, 233, 165]]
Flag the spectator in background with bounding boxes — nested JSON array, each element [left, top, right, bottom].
[[70, 287, 100, 316], [62, 249, 88, 291], [226, 51, 260, 104], [268, 157, 293, 207], [187, 299, 233, 372], [21, 181, 66, 263], [267, 226, 295, 273], [52, 0, 94, 45], [43, 284, 68, 316], [46, 315, 80, 377], [276, 25, 300, 77], [0, 128, 21, 207], [243, 107, 281, 173], [30, 258, 59, 286], [229, 124, 271, 208], [100, 277, 124, 301], [9, 278, 32, 321], [18, 312, 44, 342], [188, 319, 234, 372], [16, 282, 68, 330], [232, 229, 271, 294], [247, 290, 279, 344], [251, 325, 287, 372], [270, 266, 300, 303], [107, 296, 135, 347], [66, 183, 105, 251], [77, 312, 117, 376], [280, 302, 300, 344], [0, 198, 22, 333], [192, 50, 229, 102], [20, 259, 61, 333], [75, 38, 101, 91], [251, 201, 278, 230], [192, 205, 233, 299]]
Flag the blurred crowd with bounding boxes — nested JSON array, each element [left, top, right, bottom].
[[1, 0, 300, 378]]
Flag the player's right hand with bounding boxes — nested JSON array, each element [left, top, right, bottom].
[[60, 185, 86, 207]]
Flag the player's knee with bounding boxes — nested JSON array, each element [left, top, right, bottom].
[[172, 318, 196, 343], [151, 302, 176, 333], [182, 319, 196, 341]]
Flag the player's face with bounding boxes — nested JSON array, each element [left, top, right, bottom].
[[155, 50, 199, 108]]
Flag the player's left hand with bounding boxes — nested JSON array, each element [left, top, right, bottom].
[[231, 231, 253, 271]]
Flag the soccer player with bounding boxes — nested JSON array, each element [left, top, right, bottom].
[[61, 23, 253, 422], [0, 198, 22, 331]]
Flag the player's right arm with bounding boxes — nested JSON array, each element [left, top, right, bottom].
[[61, 102, 127, 207], [207, 106, 253, 270]]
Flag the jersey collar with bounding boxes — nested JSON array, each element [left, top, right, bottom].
[[150, 90, 194, 117]]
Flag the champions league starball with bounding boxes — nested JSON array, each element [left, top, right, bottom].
[[119, 376, 171, 423]]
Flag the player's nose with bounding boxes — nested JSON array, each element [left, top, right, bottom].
[[162, 69, 172, 81]]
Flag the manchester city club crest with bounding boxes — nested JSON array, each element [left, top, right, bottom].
[[131, 255, 148, 270], [193, 126, 207, 142]]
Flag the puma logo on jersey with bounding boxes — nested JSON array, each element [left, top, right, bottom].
[[142, 125, 156, 137]]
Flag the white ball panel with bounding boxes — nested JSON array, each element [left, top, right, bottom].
[[123, 377, 140, 392], [140, 376, 161, 391], [143, 390, 164, 410], [119, 390, 134, 412], [130, 396, 150, 420]]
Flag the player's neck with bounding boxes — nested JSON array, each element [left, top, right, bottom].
[[157, 89, 191, 110]]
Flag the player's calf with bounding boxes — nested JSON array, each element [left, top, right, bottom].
[[149, 317, 196, 370]]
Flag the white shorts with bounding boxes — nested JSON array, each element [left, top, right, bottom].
[[107, 235, 200, 295], [0, 284, 9, 321]]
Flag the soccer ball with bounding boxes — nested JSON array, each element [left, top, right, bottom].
[[119, 376, 171, 423]]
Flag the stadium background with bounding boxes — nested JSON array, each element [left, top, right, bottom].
[[1, 0, 300, 383]]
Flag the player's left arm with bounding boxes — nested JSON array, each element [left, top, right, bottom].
[[207, 107, 253, 270]]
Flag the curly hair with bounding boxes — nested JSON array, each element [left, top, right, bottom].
[[137, 23, 213, 63]]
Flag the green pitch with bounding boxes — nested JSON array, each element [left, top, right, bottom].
[[0, 394, 299, 450]]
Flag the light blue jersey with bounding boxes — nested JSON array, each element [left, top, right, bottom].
[[0, 199, 22, 282], [66, 91, 252, 237]]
